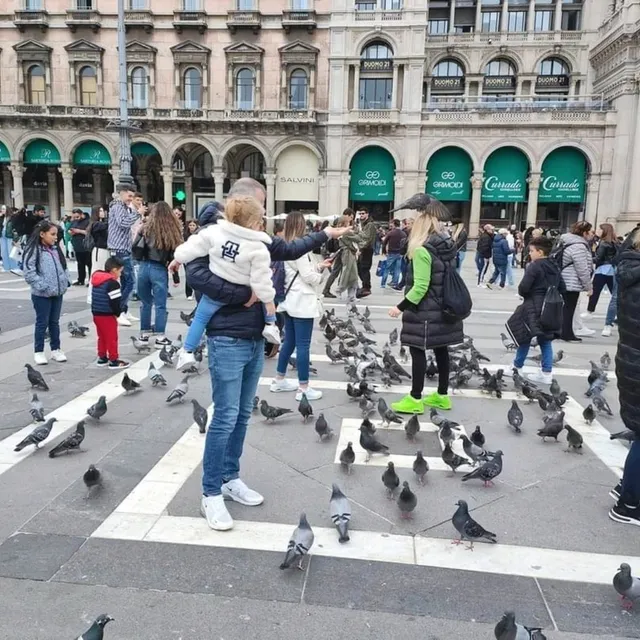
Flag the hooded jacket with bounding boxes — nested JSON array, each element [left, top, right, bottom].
[[90, 270, 122, 317], [491, 234, 512, 267], [69, 213, 90, 254], [558, 232, 593, 292], [23, 244, 70, 298]]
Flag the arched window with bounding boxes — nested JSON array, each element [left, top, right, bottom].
[[361, 41, 393, 61], [79, 66, 97, 106], [27, 64, 46, 105], [359, 40, 393, 110], [483, 58, 516, 101], [536, 57, 570, 96], [289, 69, 308, 110], [131, 66, 148, 109], [433, 59, 464, 77], [183, 67, 202, 109], [431, 59, 465, 97], [539, 57, 569, 76], [236, 68, 255, 110]]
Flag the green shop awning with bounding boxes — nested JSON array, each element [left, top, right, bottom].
[[539, 147, 586, 203], [427, 147, 472, 201], [131, 142, 160, 156], [23, 139, 61, 165], [73, 141, 111, 166], [349, 146, 395, 202], [0, 141, 10, 163], [482, 147, 529, 202]]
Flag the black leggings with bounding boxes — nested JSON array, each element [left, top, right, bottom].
[[75, 251, 92, 285], [410, 346, 449, 398], [587, 273, 614, 312], [561, 290, 580, 340]]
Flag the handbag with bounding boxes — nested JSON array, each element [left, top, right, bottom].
[[9, 244, 22, 261]]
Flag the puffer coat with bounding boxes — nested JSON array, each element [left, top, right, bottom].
[[491, 235, 512, 267], [400, 232, 464, 350], [559, 232, 593, 292]]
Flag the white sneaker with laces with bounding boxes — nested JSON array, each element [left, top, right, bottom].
[[262, 323, 281, 345], [527, 371, 552, 385], [34, 352, 48, 365], [602, 325, 612, 337], [117, 313, 131, 327], [126, 311, 138, 322], [221, 479, 264, 506], [200, 495, 233, 531], [296, 387, 323, 401], [580, 311, 594, 319], [575, 327, 596, 337], [270, 378, 298, 393], [176, 348, 196, 370], [50, 349, 67, 363]]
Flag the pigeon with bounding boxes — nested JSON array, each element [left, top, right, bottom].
[[360, 417, 376, 436], [298, 392, 313, 422], [389, 328, 398, 346], [14, 417, 56, 451], [462, 450, 503, 487], [359, 424, 389, 462], [397, 481, 418, 519], [325, 343, 343, 363], [521, 383, 537, 403], [83, 464, 102, 490], [549, 378, 561, 398], [329, 484, 351, 543], [68, 321, 89, 338], [399, 345, 408, 363], [159, 345, 174, 367], [180, 308, 195, 325], [389, 192, 451, 220], [191, 399, 208, 434], [362, 318, 376, 334], [323, 324, 337, 343], [600, 351, 612, 370], [87, 395, 107, 421], [48, 421, 85, 457], [613, 563, 640, 610], [537, 411, 564, 442], [507, 400, 523, 434], [148, 362, 167, 387], [413, 450, 429, 484], [587, 360, 606, 387], [76, 613, 114, 640], [442, 441, 468, 474], [452, 499, 497, 550], [404, 415, 420, 441], [593, 394, 613, 417], [24, 363, 49, 391], [554, 390, 568, 407], [460, 434, 488, 465], [587, 375, 608, 398], [315, 413, 333, 442], [426, 358, 438, 379], [610, 429, 636, 442], [359, 396, 375, 419], [470, 425, 485, 448], [429, 408, 459, 429], [29, 393, 45, 422], [382, 461, 400, 498], [171, 334, 183, 350], [564, 424, 583, 453], [166, 376, 189, 403], [253, 396, 260, 412], [339, 441, 356, 474], [279, 512, 314, 570], [582, 404, 596, 425], [438, 422, 458, 446], [500, 332, 515, 351], [130, 335, 152, 353], [494, 611, 546, 640], [260, 400, 293, 422], [377, 398, 403, 427], [121, 373, 141, 394]]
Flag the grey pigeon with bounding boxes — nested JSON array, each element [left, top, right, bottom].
[[87, 395, 107, 421], [613, 563, 640, 610], [494, 611, 546, 640], [389, 328, 398, 346], [180, 309, 194, 325], [130, 335, 151, 353], [171, 334, 183, 350], [360, 417, 376, 435], [298, 392, 313, 422], [14, 417, 56, 451], [389, 192, 451, 221], [582, 404, 596, 425], [442, 442, 468, 474], [329, 484, 351, 543], [429, 408, 459, 428], [325, 343, 343, 363], [382, 461, 400, 498], [24, 363, 49, 391], [359, 396, 375, 418], [76, 613, 114, 640], [537, 411, 564, 442], [405, 415, 420, 441], [610, 429, 637, 442], [260, 400, 293, 422], [500, 332, 515, 351], [413, 450, 429, 484], [315, 413, 333, 442], [470, 425, 485, 448], [564, 424, 583, 453], [399, 345, 408, 363], [48, 421, 85, 457], [592, 394, 613, 417], [452, 499, 497, 550], [339, 441, 356, 473], [460, 434, 488, 465], [362, 318, 376, 334], [159, 345, 174, 367], [166, 376, 189, 404], [83, 464, 102, 490], [377, 397, 403, 427], [600, 351, 612, 370], [147, 363, 167, 387], [363, 305, 371, 319], [397, 481, 417, 519], [191, 399, 208, 434], [549, 378, 561, 398], [507, 400, 523, 433], [29, 393, 45, 422], [462, 450, 503, 487], [253, 396, 260, 412], [121, 372, 141, 394], [359, 424, 389, 462], [279, 512, 314, 570], [438, 421, 457, 445]]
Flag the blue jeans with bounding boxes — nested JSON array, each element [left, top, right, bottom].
[[32, 294, 63, 352], [605, 276, 618, 326], [475, 252, 489, 284], [276, 315, 314, 384], [506, 260, 514, 286], [381, 253, 402, 287], [489, 264, 507, 288], [202, 336, 264, 497], [456, 250, 466, 274], [137, 260, 168, 335], [514, 338, 553, 373], [1, 236, 18, 271], [110, 251, 134, 313], [621, 440, 640, 507]]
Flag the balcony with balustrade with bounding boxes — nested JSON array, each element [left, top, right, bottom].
[[282, 9, 317, 33], [173, 3, 207, 34], [65, 1, 101, 33], [425, 30, 586, 48], [124, 7, 154, 32], [14, 1, 49, 32], [226, 10, 262, 34]]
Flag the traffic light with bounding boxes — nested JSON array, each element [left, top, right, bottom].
[[174, 189, 186, 202]]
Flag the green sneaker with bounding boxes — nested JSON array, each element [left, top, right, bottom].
[[424, 392, 452, 411], [391, 394, 424, 415]]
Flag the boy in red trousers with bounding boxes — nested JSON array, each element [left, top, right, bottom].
[[91, 256, 130, 369]]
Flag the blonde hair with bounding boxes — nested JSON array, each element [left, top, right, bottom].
[[336, 215, 351, 228], [283, 211, 306, 241], [224, 196, 264, 230], [451, 222, 464, 241], [407, 213, 441, 259]]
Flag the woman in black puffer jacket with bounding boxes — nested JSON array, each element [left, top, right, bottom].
[[610, 230, 640, 526]]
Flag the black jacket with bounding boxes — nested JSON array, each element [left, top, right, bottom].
[[132, 231, 175, 265], [455, 228, 468, 253], [70, 215, 90, 254], [399, 232, 464, 350], [594, 240, 618, 269], [476, 231, 493, 259], [383, 227, 406, 254], [90, 270, 121, 317], [89, 220, 108, 250], [615, 248, 640, 435]]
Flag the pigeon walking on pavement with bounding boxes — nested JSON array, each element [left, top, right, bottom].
[[87, 395, 107, 421], [460, 434, 488, 466], [14, 418, 56, 451], [280, 512, 314, 570], [507, 400, 523, 433], [25, 364, 49, 391], [166, 376, 189, 404], [593, 394, 613, 417], [29, 393, 45, 422], [359, 396, 375, 418], [452, 499, 497, 550], [260, 400, 293, 422], [600, 351, 612, 371], [537, 411, 564, 442], [470, 425, 485, 448], [413, 451, 429, 485], [359, 424, 389, 462], [48, 421, 85, 457], [147, 362, 167, 387], [191, 399, 208, 434], [404, 415, 420, 441], [397, 481, 417, 519], [389, 328, 398, 346], [83, 464, 102, 490], [377, 397, 403, 427], [494, 611, 546, 640], [564, 424, 584, 453], [382, 461, 400, 499], [613, 563, 640, 610], [329, 484, 351, 543], [442, 442, 469, 475], [121, 373, 141, 394], [315, 413, 333, 442], [339, 441, 356, 474], [500, 332, 516, 351], [76, 613, 114, 640], [582, 404, 596, 425], [130, 335, 152, 353], [461, 450, 503, 487], [298, 392, 314, 422], [159, 345, 174, 367]]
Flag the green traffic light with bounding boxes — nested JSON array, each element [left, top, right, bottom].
[[175, 190, 186, 202]]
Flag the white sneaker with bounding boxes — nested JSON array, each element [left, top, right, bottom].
[[527, 371, 552, 385], [117, 313, 131, 327], [262, 323, 281, 345], [126, 311, 138, 322], [296, 387, 323, 401], [575, 327, 596, 337], [50, 349, 67, 363], [602, 325, 612, 337], [200, 495, 233, 531], [34, 352, 48, 365], [221, 478, 264, 506], [580, 311, 594, 319], [270, 378, 298, 393], [176, 349, 196, 370]]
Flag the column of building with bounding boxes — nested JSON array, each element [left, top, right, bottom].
[[60, 164, 74, 219], [160, 166, 174, 204], [526, 172, 541, 226], [469, 171, 484, 238], [10, 163, 24, 210], [48, 168, 60, 221]]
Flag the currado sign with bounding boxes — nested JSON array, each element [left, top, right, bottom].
[[481, 147, 528, 202], [539, 148, 586, 203]]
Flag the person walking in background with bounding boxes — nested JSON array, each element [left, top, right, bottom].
[[356, 207, 376, 298], [582, 223, 618, 318], [505, 226, 516, 286], [62, 213, 73, 259], [86, 205, 109, 305], [1, 207, 19, 273], [323, 208, 353, 299], [451, 221, 468, 274], [22, 221, 70, 365], [475, 224, 494, 285], [486, 228, 513, 289], [381, 219, 406, 288], [183, 219, 198, 300], [69, 209, 92, 286]]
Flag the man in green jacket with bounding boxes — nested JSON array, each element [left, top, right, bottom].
[[356, 208, 377, 298]]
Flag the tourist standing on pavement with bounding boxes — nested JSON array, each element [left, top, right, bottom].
[[486, 228, 513, 289], [582, 223, 618, 318], [356, 207, 376, 298], [87, 205, 109, 276], [381, 219, 406, 288], [558, 221, 594, 342], [22, 221, 70, 365], [333, 215, 360, 306], [323, 207, 354, 299], [388, 210, 463, 415], [475, 224, 494, 285], [69, 209, 92, 286], [451, 221, 468, 273], [1, 207, 19, 273], [133, 201, 183, 349], [609, 228, 640, 526], [183, 219, 198, 300], [107, 184, 138, 327]]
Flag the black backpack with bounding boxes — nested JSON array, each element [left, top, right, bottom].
[[549, 239, 572, 272], [540, 284, 564, 332], [426, 243, 472, 322]]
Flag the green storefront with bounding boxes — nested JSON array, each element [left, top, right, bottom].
[[427, 146, 473, 224], [0, 142, 9, 206], [23, 139, 62, 214], [349, 146, 395, 220], [73, 141, 114, 208]]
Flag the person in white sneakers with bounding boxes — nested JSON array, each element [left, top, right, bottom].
[[170, 195, 281, 371], [22, 220, 70, 365]]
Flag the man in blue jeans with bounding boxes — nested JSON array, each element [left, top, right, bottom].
[[187, 178, 351, 531], [381, 219, 405, 289], [487, 228, 513, 289]]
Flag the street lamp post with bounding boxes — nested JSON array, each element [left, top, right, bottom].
[[116, 0, 134, 188]]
